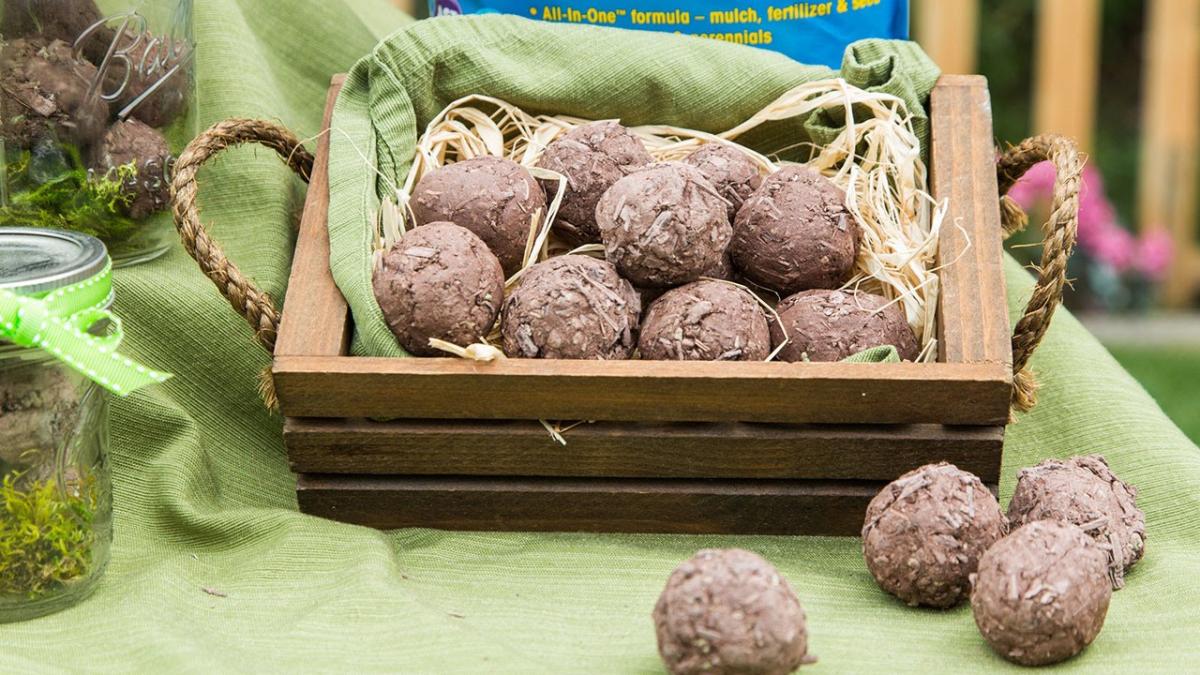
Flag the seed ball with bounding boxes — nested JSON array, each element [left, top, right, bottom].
[[0, 0, 116, 66], [771, 289, 918, 363], [501, 254, 640, 359], [730, 165, 858, 294], [596, 162, 732, 288], [682, 143, 763, 221], [0, 38, 108, 149], [639, 280, 770, 361], [411, 156, 546, 275], [535, 120, 652, 244], [90, 119, 173, 219], [862, 462, 1008, 608], [103, 31, 192, 128], [372, 222, 505, 356], [1007, 455, 1145, 589], [654, 548, 813, 675], [972, 520, 1112, 666]]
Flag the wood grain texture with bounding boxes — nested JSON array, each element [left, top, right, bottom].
[[295, 475, 895, 535], [931, 75, 1012, 373], [273, 356, 1012, 424], [275, 75, 350, 358], [285, 418, 1004, 481], [1033, 0, 1101, 152]]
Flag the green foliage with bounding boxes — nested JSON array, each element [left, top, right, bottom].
[[0, 143, 141, 244], [0, 471, 97, 600]]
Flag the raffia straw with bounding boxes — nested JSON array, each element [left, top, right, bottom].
[[375, 79, 948, 362]]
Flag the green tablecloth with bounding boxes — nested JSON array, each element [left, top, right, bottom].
[[3, 1, 1199, 671]]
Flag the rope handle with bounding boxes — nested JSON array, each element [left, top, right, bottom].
[[170, 118, 313, 354], [996, 134, 1082, 413]]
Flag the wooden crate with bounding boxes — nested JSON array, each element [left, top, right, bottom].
[[276, 74, 1010, 534]]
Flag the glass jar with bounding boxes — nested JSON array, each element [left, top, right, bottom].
[[0, 0, 196, 266], [0, 228, 113, 622]]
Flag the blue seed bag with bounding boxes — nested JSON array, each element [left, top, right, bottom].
[[430, 0, 909, 68]]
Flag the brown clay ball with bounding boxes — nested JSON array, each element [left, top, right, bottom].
[[862, 462, 1008, 608], [771, 289, 918, 363], [1007, 455, 1145, 589], [90, 119, 173, 219], [0, 0, 116, 65], [500, 254, 640, 359], [639, 280, 770, 361], [596, 162, 732, 288], [972, 520, 1112, 666], [0, 38, 108, 149], [730, 165, 858, 294], [373, 222, 505, 356], [104, 31, 192, 128], [410, 156, 547, 274], [683, 143, 763, 221], [535, 120, 652, 244], [654, 548, 813, 675]]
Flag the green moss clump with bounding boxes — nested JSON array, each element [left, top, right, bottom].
[[0, 142, 141, 244], [0, 471, 97, 599]]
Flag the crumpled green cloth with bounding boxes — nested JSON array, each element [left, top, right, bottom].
[[2, 4, 1199, 672], [328, 15, 938, 357]]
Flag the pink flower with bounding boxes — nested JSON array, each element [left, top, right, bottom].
[[1136, 229, 1173, 280]]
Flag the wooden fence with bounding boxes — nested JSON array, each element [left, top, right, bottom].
[[915, 0, 1200, 307]]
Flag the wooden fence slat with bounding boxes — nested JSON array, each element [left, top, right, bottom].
[[915, 0, 980, 75], [1033, 0, 1102, 153], [1138, 0, 1200, 307]]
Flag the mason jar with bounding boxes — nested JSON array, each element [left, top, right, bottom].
[[0, 0, 196, 266], [0, 228, 113, 621]]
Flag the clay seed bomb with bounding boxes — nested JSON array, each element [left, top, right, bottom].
[[862, 462, 1008, 608], [1007, 455, 1145, 589], [410, 156, 547, 274], [535, 120, 652, 244], [596, 162, 732, 288], [639, 280, 770, 361], [972, 520, 1112, 666], [682, 143, 764, 220], [654, 548, 813, 675], [373, 222, 505, 356], [91, 119, 174, 220], [0, 38, 109, 149], [500, 254, 640, 359], [730, 165, 858, 294], [771, 289, 918, 362]]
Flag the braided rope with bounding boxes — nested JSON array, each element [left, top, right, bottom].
[[170, 118, 314, 354], [995, 134, 1082, 412]]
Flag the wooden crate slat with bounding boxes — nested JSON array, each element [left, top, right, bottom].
[[274, 356, 1011, 424], [931, 75, 1012, 371], [286, 418, 1004, 482]]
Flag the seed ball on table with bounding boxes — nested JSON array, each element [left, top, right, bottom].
[[90, 119, 174, 219], [0, 38, 108, 149], [771, 289, 918, 362], [595, 162, 732, 288], [500, 254, 640, 359], [639, 280, 770, 361], [682, 143, 763, 221], [372, 222, 505, 356], [862, 462, 1007, 608], [534, 120, 652, 244], [410, 156, 547, 274], [729, 165, 858, 294], [972, 520, 1112, 666], [1007, 455, 1145, 589], [654, 548, 814, 675]]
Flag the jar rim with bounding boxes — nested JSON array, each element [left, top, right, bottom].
[[0, 228, 109, 296]]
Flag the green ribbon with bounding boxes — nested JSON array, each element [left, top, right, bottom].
[[0, 263, 170, 396]]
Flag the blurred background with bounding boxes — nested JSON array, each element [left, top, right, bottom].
[[392, 0, 1199, 441]]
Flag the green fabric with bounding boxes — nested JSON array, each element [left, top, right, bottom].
[[327, 16, 939, 357], [841, 345, 901, 363], [3, 6, 1199, 672]]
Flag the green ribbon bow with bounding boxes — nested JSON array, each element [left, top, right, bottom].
[[0, 263, 170, 396]]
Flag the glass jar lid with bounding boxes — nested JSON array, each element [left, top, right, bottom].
[[0, 228, 110, 296]]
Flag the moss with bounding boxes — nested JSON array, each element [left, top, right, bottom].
[[0, 471, 97, 599], [0, 142, 142, 244]]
